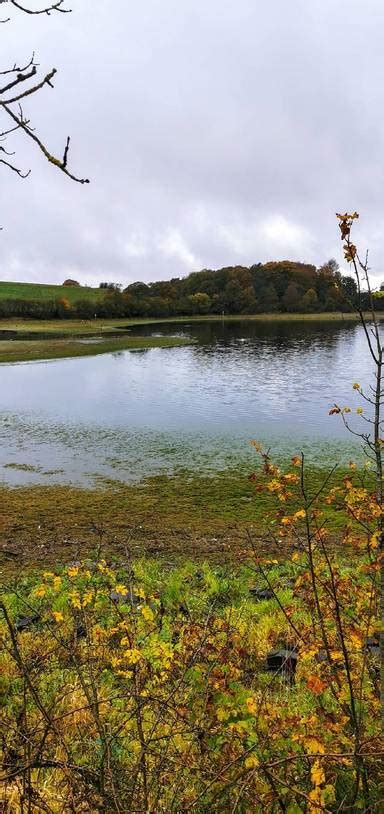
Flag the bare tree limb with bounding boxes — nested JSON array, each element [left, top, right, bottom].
[[0, 0, 89, 194], [0, 0, 70, 16]]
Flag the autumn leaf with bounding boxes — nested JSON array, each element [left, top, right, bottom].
[[303, 736, 325, 755], [294, 509, 306, 520], [311, 760, 325, 786], [245, 696, 257, 715], [244, 754, 259, 769], [307, 674, 327, 695]]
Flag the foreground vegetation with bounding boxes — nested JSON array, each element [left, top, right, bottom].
[[0, 449, 382, 812]]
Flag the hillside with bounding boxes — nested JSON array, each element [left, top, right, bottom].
[[0, 280, 105, 305]]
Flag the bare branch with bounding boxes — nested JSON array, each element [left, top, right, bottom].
[[2, 101, 89, 183], [0, 0, 70, 15], [0, 2, 89, 188], [0, 64, 37, 94], [2, 67, 56, 103], [0, 53, 36, 75], [0, 156, 30, 176]]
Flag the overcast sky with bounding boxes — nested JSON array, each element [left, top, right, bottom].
[[1, 0, 384, 287]]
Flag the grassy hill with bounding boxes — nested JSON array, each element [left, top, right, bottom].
[[0, 280, 105, 304]]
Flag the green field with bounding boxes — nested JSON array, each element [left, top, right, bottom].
[[0, 280, 104, 304]]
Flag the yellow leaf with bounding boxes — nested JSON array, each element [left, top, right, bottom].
[[244, 754, 259, 769], [309, 787, 325, 811], [33, 585, 47, 598], [303, 737, 325, 755], [141, 605, 154, 623], [52, 611, 64, 623], [124, 648, 142, 665], [114, 584, 128, 595], [369, 531, 380, 549], [294, 509, 306, 519], [311, 760, 325, 786], [245, 696, 257, 715]]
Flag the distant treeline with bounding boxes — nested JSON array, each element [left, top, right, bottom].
[[0, 260, 380, 319]]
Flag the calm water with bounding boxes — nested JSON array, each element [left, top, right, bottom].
[[0, 319, 376, 485]]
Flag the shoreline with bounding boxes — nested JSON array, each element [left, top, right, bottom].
[[0, 334, 192, 364], [0, 311, 373, 362]]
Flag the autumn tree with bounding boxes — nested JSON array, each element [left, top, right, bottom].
[[301, 286, 318, 312], [0, 0, 88, 186]]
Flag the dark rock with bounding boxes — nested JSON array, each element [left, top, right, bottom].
[[15, 614, 40, 633], [249, 587, 274, 601], [365, 637, 380, 659], [178, 603, 190, 618], [110, 589, 140, 605], [266, 648, 298, 679]]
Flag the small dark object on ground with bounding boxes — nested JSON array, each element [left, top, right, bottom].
[[178, 603, 190, 618], [364, 636, 380, 659], [249, 587, 274, 600], [266, 647, 298, 683], [15, 614, 40, 632], [110, 589, 140, 605]]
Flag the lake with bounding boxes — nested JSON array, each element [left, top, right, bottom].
[[0, 319, 375, 485]]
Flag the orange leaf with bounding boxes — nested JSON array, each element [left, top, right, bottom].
[[307, 674, 327, 695]]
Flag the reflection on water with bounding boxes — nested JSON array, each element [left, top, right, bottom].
[[0, 319, 376, 485]]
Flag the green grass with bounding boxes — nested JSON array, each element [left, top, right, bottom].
[[0, 334, 192, 364], [0, 280, 105, 304]]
